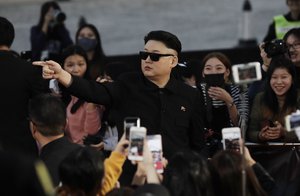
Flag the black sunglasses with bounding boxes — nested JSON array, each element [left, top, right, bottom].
[[139, 51, 174, 62]]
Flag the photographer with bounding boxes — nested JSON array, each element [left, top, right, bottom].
[[30, 1, 73, 61], [263, 0, 300, 42], [249, 28, 300, 105]]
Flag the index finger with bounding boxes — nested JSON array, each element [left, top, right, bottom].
[[32, 61, 47, 67]]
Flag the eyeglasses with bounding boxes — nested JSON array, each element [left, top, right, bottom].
[[139, 51, 174, 62], [286, 42, 300, 50]]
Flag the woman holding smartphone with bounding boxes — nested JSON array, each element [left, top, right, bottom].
[[198, 52, 249, 157], [248, 56, 300, 142]]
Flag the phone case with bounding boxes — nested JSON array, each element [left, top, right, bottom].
[[124, 117, 140, 139], [146, 134, 164, 173], [128, 126, 147, 161], [222, 127, 241, 151]]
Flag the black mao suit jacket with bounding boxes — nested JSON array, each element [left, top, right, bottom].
[[67, 72, 205, 159]]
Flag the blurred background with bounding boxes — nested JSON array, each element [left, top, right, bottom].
[[0, 0, 285, 55]]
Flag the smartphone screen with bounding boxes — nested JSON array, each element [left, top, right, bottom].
[[128, 126, 146, 161], [146, 134, 164, 173], [222, 127, 241, 152], [124, 117, 140, 139]]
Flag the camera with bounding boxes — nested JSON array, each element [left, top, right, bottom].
[[20, 50, 32, 61], [232, 62, 262, 84], [52, 9, 66, 23], [264, 39, 288, 58]]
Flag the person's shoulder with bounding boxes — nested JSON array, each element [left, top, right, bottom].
[[30, 25, 40, 32], [173, 79, 199, 96]]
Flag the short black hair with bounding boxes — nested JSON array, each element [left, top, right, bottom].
[[144, 30, 182, 55], [58, 147, 104, 195], [0, 17, 14, 47], [28, 93, 66, 136]]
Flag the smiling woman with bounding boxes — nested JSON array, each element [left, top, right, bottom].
[[247, 55, 300, 142]]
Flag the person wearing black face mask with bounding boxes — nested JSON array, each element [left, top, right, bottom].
[[77, 37, 98, 52], [197, 52, 249, 157], [75, 24, 107, 80]]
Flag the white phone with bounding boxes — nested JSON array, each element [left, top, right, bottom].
[[222, 127, 241, 152], [128, 126, 147, 161], [146, 134, 164, 173], [232, 62, 262, 84], [124, 117, 141, 139], [285, 110, 300, 132]]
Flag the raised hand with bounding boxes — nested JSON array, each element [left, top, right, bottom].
[[33, 60, 72, 87]]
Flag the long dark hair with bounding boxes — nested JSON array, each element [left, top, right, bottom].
[[60, 45, 90, 114], [75, 24, 106, 61], [283, 27, 300, 42], [199, 52, 232, 83], [57, 147, 104, 196], [262, 55, 297, 121], [162, 151, 214, 196], [211, 150, 267, 196], [37, 1, 61, 28]]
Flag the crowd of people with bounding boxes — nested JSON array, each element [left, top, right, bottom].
[[2, 0, 300, 195]]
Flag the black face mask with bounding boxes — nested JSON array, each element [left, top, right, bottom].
[[77, 37, 97, 52], [204, 73, 225, 87]]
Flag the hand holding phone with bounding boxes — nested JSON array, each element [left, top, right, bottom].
[[268, 119, 275, 128], [146, 134, 164, 173], [124, 117, 141, 140], [222, 127, 241, 153], [232, 62, 262, 84], [128, 126, 147, 161]]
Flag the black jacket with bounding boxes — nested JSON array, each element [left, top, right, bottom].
[[40, 136, 81, 186], [67, 72, 205, 159], [0, 50, 48, 156]]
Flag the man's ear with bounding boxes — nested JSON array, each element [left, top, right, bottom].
[[170, 56, 178, 68], [30, 121, 37, 139]]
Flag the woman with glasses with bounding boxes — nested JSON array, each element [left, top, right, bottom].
[[249, 28, 300, 106], [284, 28, 300, 85]]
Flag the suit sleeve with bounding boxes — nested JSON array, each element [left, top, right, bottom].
[[67, 76, 120, 107]]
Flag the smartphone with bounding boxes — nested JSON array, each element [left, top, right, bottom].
[[204, 73, 225, 87], [232, 62, 262, 84], [128, 126, 147, 161], [146, 134, 164, 173], [20, 50, 32, 61], [124, 117, 140, 139], [285, 111, 300, 132], [268, 119, 275, 128], [222, 127, 241, 152]]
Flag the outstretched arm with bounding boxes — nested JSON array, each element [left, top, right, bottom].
[[33, 60, 72, 87]]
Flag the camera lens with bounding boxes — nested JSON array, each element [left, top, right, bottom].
[[53, 10, 66, 23]]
